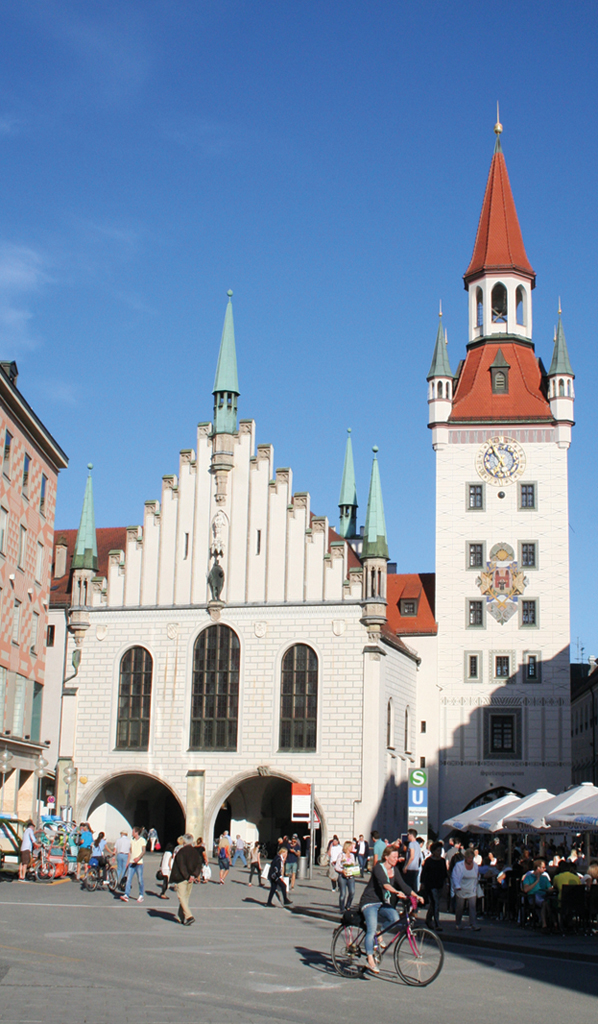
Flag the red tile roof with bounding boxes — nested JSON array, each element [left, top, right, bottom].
[[464, 146, 535, 286], [386, 573, 437, 636], [50, 527, 127, 607], [450, 342, 552, 422]]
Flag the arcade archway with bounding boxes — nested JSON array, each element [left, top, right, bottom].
[[209, 773, 323, 859], [85, 772, 185, 846]]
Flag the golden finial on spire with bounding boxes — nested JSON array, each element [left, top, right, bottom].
[[494, 101, 503, 136], [558, 296, 562, 316], [439, 299, 442, 318]]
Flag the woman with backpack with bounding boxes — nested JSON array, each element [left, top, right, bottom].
[[157, 843, 174, 898]]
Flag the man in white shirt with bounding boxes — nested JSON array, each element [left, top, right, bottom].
[[232, 835, 247, 867], [120, 826, 146, 903], [18, 820, 37, 881], [114, 830, 131, 884]]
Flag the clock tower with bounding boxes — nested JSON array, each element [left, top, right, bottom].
[[428, 120, 573, 827]]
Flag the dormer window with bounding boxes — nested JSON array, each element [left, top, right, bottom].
[[490, 348, 510, 393], [400, 599, 418, 617], [491, 283, 507, 323]]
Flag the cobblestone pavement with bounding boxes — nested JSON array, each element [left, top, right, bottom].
[[0, 862, 597, 1024]]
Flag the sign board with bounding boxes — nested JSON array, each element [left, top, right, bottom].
[[47, 796, 56, 806], [407, 768, 428, 837], [291, 783, 311, 821]]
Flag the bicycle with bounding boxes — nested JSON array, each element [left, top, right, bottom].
[[84, 861, 118, 893], [331, 894, 444, 987]]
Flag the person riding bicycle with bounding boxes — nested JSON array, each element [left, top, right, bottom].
[[359, 844, 424, 974], [90, 831, 109, 884]]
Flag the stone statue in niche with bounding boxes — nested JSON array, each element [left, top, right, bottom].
[[211, 510, 228, 557], [208, 557, 225, 602]]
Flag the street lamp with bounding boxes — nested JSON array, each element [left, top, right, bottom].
[[0, 748, 13, 816], [34, 754, 49, 827], [62, 764, 77, 822]]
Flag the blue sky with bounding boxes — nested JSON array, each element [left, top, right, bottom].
[[1, 1, 597, 658]]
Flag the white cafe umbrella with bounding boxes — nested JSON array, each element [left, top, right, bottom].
[[442, 793, 520, 832], [545, 788, 598, 830], [503, 783, 598, 833], [467, 794, 523, 833]]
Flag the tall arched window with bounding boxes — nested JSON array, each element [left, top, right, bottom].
[[387, 698, 394, 749], [437, 381, 443, 398], [116, 647, 153, 750], [559, 378, 565, 396], [476, 287, 484, 327], [491, 283, 508, 323], [280, 644, 318, 751], [404, 705, 411, 753], [190, 625, 240, 750], [516, 286, 525, 325]]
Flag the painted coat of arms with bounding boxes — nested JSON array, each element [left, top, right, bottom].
[[477, 542, 528, 624]]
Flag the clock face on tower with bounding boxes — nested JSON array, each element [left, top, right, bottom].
[[475, 436, 526, 485]]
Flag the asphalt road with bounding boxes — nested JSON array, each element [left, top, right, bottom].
[[0, 871, 596, 1024]]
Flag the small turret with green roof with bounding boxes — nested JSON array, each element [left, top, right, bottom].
[[427, 307, 453, 381], [213, 290, 240, 434], [71, 464, 98, 572], [338, 428, 358, 539], [362, 447, 389, 561], [549, 309, 574, 377]]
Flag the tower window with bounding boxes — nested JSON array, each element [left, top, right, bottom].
[[469, 543, 483, 568], [567, 380, 571, 396], [559, 378, 565, 396], [516, 286, 526, 326], [437, 381, 443, 398], [468, 601, 483, 627], [476, 287, 483, 327], [526, 655, 538, 680], [520, 484, 536, 509], [446, 380, 451, 399], [469, 654, 479, 679], [420, 720, 426, 734], [40, 474, 47, 516], [495, 655, 510, 678], [3, 431, 12, 477], [491, 283, 508, 323], [46, 624, 55, 648], [522, 600, 537, 626], [468, 484, 484, 509], [22, 454, 30, 498], [493, 370, 506, 391], [521, 543, 536, 567]]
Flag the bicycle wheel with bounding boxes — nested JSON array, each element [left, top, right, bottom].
[[106, 868, 118, 893], [84, 868, 99, 892], [36, 861, 56, 882], [331, 924, 367, 978], [394, 926, 444, 987]]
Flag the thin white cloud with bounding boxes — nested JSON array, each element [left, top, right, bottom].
[[0, 243, 50, 355], [0, 115, 22, 136]]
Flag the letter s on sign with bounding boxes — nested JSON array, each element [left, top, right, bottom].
[[411, 770, 426, 787]]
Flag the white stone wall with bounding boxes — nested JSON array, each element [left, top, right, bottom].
[[434, 430, 571, 824], [65, 601, 417, 843]]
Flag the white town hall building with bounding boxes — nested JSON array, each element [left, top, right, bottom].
[[46, 123, 574, 846]]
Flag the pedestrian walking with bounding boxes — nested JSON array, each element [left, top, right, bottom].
[[75, 823, 94, 881], [335, 840, 357, 913], [114, 830, 131, 885], [120, 826, 147, 903], [452, 849, 481, 930], [403, 828, 423, 892], [170, 834, 203, 925], [356, 835, 369, 877], [327, 835, 342, 891], [158, 844, 174, 898], [218, 831, 231, 884], [285, 834, 302, 892], [231, 834, 247, 867], [266, 846, 292, 907], [248, 841, 263, 886], [147, 827, 159, 851], [421, 841, 448, 930], [195, 837, 210, 882]]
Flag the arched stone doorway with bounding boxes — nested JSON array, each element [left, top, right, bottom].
[[208, 773, 323, 859], [84, 772, 185, 846]]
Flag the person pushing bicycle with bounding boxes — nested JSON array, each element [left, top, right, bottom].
[[359, 844, 424, 974]]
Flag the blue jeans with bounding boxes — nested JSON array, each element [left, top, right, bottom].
[[362, 902, 399, 955], [426, 887, 442, 927], [125, 862, 144, 898], [357, 854, 368, 877], [116, 853, 128, 883], [338, 874, 355, 913], [232, 850, 247, 866]]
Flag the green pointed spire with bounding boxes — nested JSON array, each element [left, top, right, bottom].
[[71, 464, 98, 571], [549, 308, 574, 377], [427, 307, 453, 380], [338, 428, 358, 538], [362, 447, 389, 560], [213, 290, 240, 434]]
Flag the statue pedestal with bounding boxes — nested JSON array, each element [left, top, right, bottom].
[[207, 600, 224, 622]]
